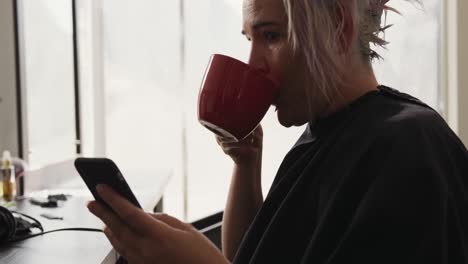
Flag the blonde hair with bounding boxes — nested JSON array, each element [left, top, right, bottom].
[[282, 0, 420, 109]]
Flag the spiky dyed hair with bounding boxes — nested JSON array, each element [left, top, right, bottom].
[[281, 0, 421, 105], [358, 0, 413, 59]]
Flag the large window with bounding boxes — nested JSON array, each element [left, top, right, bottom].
[[15, 0, 444, 221], [99, 0, 185, 217], [18, 0, 77, 169]]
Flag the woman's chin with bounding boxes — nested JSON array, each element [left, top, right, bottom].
[[277, 109, 308, 127], [277, 109, 294, 128]]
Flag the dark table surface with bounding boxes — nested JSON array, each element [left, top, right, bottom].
[[0, 169, 170, 264]]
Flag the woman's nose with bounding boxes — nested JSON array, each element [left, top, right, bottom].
[[248, 48, 269, 72]]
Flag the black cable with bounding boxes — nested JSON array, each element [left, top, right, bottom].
[[1, 206, 103, 244], [11, 210, 44, 232], [8, 227, 103, 243]]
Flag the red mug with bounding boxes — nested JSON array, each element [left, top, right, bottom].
[[198, 54, 280, 141]]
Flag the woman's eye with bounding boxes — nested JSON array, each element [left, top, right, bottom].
[[263, 31, 280, 42]]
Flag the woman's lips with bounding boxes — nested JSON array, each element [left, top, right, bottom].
[[272, 92, 280, 111], [272, 99, 279, 111], [273, 103, 279, 112]]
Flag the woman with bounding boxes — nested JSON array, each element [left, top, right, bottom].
[[88, 0, 468, 263]]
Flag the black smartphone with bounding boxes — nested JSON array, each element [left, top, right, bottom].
[[74, 158, 142, 209]]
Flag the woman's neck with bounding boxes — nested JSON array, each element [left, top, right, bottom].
[[322, 62, 379, 117]]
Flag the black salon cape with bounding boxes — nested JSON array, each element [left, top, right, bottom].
[[233, 86, 468, 264]]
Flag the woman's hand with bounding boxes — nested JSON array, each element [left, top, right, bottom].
[[87, 185, 229, 264], [216, 126, 263, 259], [216, 125, 263, 165]]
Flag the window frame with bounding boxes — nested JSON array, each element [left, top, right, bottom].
[[443, 0, 468, 145], [12, 0, 84, 190]]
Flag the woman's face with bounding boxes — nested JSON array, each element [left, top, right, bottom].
[[242, 0, 311, 127]]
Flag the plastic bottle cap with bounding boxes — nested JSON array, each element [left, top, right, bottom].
[[2, 150, 12, 168], [2, 151, 11, 161]]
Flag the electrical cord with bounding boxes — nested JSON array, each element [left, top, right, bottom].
[[0, 206, 103, 244], [8, 227, 103, 243]]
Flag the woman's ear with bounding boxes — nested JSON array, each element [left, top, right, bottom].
[[335, 1, 356, 54]]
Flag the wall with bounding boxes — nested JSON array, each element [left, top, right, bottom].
[[0, 0, 19, 157]]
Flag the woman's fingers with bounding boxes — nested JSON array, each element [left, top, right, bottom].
[[216, 125, 263, 164], [221, 143, 249, 150], [218, 137, 256, 149], [216, 125, 262, 145], [88, 201, 127, 232], [217, 134, 254, 143], [103, 227, 145, 264], [103, 227, 128, 257], [88, 201, 142, 245], [150, 213, 189, 231], [95, 185, 167, 235], [88, 201, 144, 261]]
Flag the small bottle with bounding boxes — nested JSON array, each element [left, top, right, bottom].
[[13, 157, 27, 198], [2, 151, 16, 201]]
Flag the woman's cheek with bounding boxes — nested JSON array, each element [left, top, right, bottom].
[[269, 45, 289, 80]]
